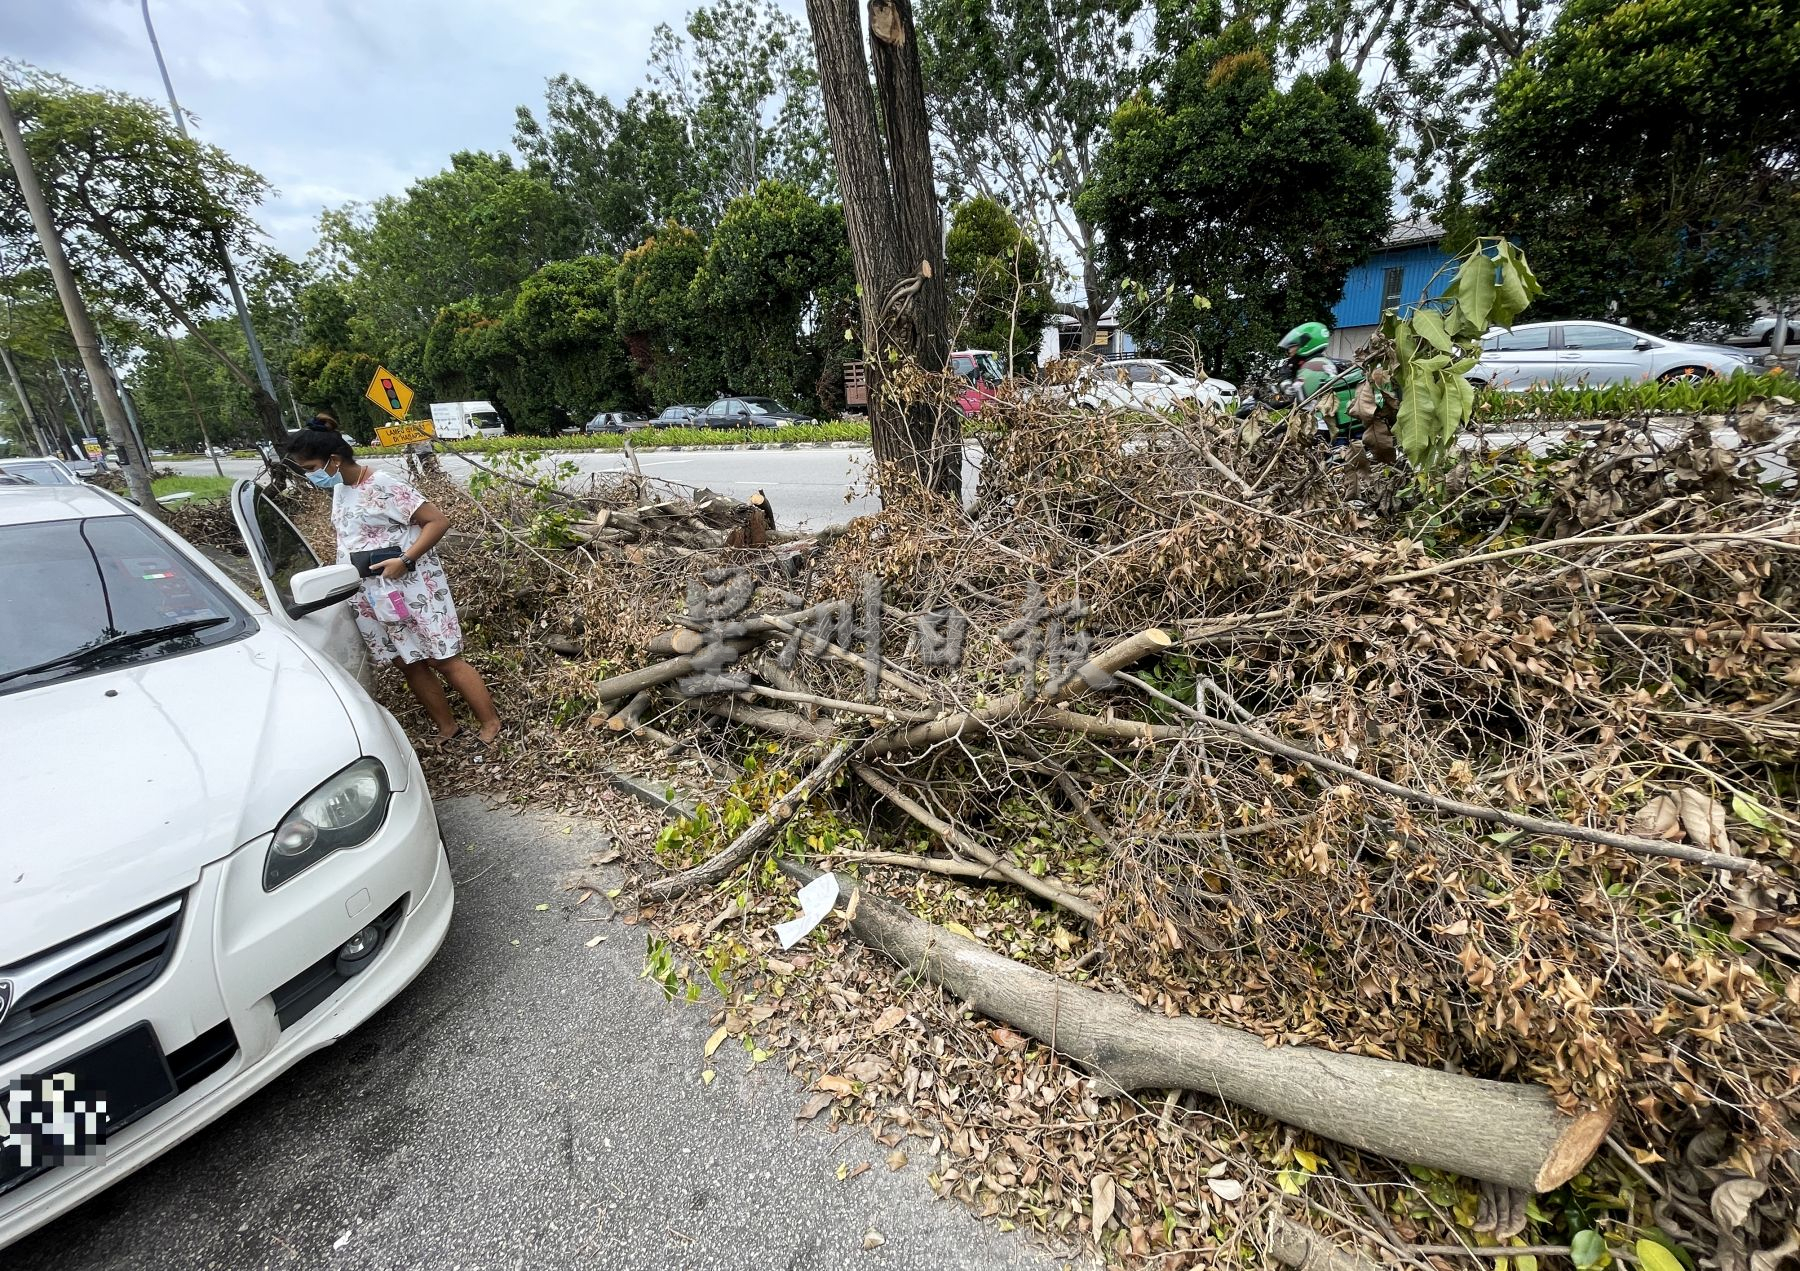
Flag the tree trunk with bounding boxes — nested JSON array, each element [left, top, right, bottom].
[[0, 79, 157, 512], [806, 0, 959, 504], [781, 863, 1615, 1194]]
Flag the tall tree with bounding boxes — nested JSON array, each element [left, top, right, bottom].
[[1478, 0, 1800, 335], [944, 196, 1052, 370], [515, 77, 705, 254], [918, 0, 1144, 349], [0, 67, 286, 451], [648, 0, 836, 222], [1079, 27, 1391, 378], [612, 225, 716, 408], [690, 181, 856, 412], [807, 0, 958, 502], [318, 151, 580, 373]]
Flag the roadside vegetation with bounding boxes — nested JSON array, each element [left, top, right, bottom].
[[150, 474, 233, 503]]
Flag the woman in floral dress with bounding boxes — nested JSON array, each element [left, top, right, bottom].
[[286, 427, 502, 746]]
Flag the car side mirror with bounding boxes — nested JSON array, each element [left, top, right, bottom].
[[288, 562, 361, 619], [1633, 338, 1653, 351]]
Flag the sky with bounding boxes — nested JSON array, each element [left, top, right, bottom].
[[0, 0, 772, 260]]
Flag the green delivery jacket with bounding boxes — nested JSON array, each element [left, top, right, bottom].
[[1295, 354, 1363, 445]]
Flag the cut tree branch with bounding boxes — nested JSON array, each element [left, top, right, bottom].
[[778, 863, 1614, 1193]]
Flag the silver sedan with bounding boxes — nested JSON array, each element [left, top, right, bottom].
[[1469, 320, 1762, 389]]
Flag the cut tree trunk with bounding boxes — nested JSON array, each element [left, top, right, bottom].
[[805, 0, 958, 502], [778, 863, 1614, 1193]]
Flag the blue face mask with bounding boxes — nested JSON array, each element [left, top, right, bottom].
[[307, 466, 342, 490]]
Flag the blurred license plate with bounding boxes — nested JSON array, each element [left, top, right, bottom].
[[1, 1022, 175, 1196]]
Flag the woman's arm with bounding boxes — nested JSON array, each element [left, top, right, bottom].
[[374, 501, 450, 579]]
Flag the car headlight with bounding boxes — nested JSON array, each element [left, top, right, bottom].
[[264, 758, 392, 890]]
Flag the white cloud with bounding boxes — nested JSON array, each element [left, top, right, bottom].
[[0, 0, 791, 258]]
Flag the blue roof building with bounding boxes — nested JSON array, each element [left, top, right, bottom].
[[1329, 219, 1453, 359]]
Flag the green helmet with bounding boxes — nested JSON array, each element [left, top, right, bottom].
[[1279, 321, 1330, 357]]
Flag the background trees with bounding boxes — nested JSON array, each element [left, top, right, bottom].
[[1080, 26, 1391, 378], [918, 0, 1143, 349], [0, 69, 289, 447], [1477, 0, 1800, 335], [945, 196, 1051, 369]]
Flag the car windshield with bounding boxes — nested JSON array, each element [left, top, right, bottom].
[[2, 461, 75, 486], [952, 353, 1004, 384], [0, 515, 247, 693], [740, 399, 783, 413]]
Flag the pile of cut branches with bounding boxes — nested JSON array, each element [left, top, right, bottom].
[[254, 396, 1800, 1266]]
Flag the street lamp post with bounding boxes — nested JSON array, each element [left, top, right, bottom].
[[141, 0, 282, 417]]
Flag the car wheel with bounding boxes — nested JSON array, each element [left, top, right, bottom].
[[1658, 365, 1714, 384]]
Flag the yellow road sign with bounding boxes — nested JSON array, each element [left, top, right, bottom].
[[375, 421, 436, 447], [365, 365, 415, 420]]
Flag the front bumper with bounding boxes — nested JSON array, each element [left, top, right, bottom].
[[0, 760, 452, 1249]]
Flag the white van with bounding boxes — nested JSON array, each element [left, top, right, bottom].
[[427, 401, 505, 440]]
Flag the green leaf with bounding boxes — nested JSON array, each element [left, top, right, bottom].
[[1412, 306, 1454, 353], [1571, 1229, 1607, 1270], [1454, 253, 1498, 332], [1395, 374, 1442, 464], [1635, 1241, 1683, 1271], [1444, 373, 1476, 438], [1731, 792, 1773, 831]]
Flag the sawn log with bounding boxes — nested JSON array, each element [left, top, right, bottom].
[[777, 863, 1613, 1194]]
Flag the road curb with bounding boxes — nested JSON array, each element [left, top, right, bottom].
[[602, 766, 700, 820]]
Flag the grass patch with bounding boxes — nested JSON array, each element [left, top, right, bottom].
[[152, 475, 234, 504], [359, 419, 873, 457]]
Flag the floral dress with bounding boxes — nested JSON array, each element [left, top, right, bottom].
[[330, 469, 464, 665]]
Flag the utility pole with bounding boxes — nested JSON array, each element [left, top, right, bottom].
[[142, 0, 278, 408], [0, 75, 157, 506]]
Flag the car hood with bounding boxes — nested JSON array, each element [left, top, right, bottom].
[[0, 625, 360, 964]]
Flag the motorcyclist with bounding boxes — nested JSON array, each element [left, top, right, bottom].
[[1277, 321, 1361, 447]]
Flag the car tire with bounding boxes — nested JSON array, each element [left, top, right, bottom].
[[1658, 365, 1714, 384]]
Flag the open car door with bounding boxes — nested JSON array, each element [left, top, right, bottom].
[[229, 480, 372, 687]]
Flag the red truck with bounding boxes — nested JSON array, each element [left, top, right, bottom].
[[842, 350, 1004, 417]]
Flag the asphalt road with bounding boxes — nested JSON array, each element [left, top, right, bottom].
[[165, 445, 987, 532], [10, 799, 1069, 1271]]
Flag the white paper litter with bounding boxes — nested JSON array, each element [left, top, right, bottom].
[[775, 873, 840, 949]]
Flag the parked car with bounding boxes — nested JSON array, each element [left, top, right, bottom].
[[949, 349, 1004, 417], [696, 396, 812, 429], [0, 457, 80, 487], [1054, 358, 1238, 413], [1469, 321, 1761, 389], [1724, 314, 1795, 349], [0, 479, 452, 1247], [584, 410, 651, 434], [654, 404, 702, 428], [64, 456, 100, 479]]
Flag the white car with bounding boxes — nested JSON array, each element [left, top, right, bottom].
[[1065, 358, 1237, 413], [1469, 320, 1762, 389], [0, 457, 81, 487], [0, 480, 452, 1247]]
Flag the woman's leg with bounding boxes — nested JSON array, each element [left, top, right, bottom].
[[434, 656, 502, 742], [399, 658, 459, 740]]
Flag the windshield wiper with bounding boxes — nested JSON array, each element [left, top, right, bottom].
[[0, 617, 231, 686]]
